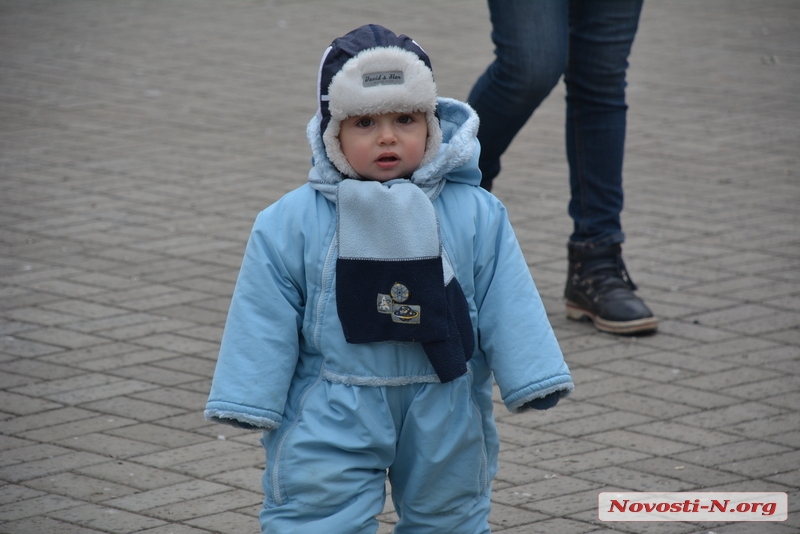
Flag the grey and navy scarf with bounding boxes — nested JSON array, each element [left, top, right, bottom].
[[334, 178, 473, 383]]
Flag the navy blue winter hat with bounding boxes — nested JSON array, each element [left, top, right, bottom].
[[317, 24, 443, 178]]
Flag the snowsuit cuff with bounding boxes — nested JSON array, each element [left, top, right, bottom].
[[504, 375, 574, 413], [204, 403, 282, 431]]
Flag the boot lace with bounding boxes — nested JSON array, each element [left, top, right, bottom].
[[578, 256, 638, 300]]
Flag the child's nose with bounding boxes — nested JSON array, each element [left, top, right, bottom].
[[377, 124, 397, 144]]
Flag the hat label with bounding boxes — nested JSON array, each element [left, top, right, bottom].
[[363, 71, 404, 87]]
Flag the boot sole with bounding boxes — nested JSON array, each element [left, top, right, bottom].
[[566, 301, 658, 335]]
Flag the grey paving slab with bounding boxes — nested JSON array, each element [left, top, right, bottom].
[[137, 526, 212, 534], [0, 515, 109, 534], [207, 467, 264, 494], [47, 502, 169, 533], [1, 0, 798, 532], [0, 443, 73, 469], [75, 461, 194, 492], [53, 433, 166, 460], [184, 511, 259, 534], [18, 414, 139, 443], [22, 471, 140, 503], [144, 489, 262, 522], [0, 485, 44, 506], [102, 480, 231, 513], [0, 450, 110, 483], [575, 466, 695, 493]]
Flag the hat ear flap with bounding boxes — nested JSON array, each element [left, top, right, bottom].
[[322, 120, 359, 179], [419, 111, 442, 169]]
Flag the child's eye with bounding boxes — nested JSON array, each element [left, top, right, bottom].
[[356, 117, 374, 128], [397, 115, 414, 124]]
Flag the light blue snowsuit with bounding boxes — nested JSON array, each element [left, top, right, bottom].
[[205, 98, 573, 533]]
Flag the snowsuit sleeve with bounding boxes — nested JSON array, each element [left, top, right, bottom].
[[205, 205, 307, 430], [472, 196, 573, 413]]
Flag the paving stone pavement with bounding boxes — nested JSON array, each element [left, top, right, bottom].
[[1, 1, 798, 533]]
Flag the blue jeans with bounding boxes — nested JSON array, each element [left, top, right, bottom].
[[468, 0, 643, 246]]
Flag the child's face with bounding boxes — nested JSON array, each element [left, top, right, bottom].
[[338, 111, 428, 182]]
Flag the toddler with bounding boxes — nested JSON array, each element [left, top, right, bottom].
[[205, 24, 573, 534]]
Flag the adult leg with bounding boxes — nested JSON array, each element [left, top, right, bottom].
[[467, 0, 568, 190], [565, 0, 642, 245], [563, 0, 657, 334]]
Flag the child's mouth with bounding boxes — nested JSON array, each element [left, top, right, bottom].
[[376, 154, 400, 169]]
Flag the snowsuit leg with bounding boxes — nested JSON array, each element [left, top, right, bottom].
[[389, 374, 492, 534], [258, 374, 494, 533]]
